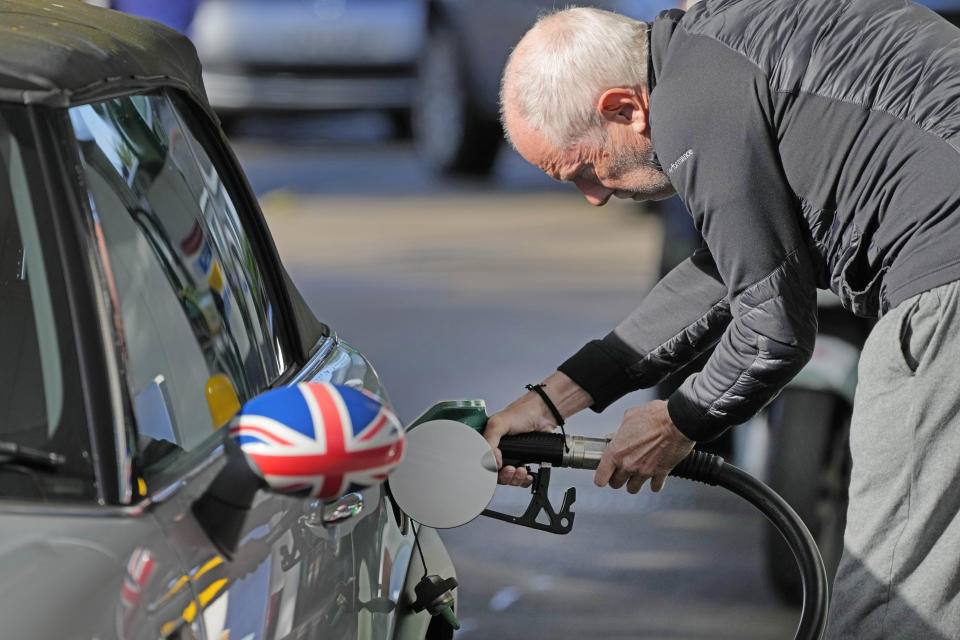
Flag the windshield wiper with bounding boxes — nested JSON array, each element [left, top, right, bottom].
[[0, 441, 66, 470]]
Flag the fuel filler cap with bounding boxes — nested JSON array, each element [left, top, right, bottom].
[[388, 419, 498, 528]]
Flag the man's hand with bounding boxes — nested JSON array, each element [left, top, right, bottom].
[[484, 372, 592, 487], [594, 400, 695, 493]]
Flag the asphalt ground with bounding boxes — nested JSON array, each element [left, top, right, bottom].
[[234, 118, 800, 639]]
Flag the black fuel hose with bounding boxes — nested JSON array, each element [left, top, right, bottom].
[[499, 434, 829, 640]]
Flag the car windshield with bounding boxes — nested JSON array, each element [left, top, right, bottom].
[[0, 105, 94, 502]]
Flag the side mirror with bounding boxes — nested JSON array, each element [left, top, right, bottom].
[[193, 382, 405, 557]]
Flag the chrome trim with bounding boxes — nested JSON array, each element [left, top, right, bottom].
[[0, 501, 147, 518], [290, 334, 339, 384]]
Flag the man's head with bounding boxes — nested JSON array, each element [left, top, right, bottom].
[[501, 7, 675, 205]]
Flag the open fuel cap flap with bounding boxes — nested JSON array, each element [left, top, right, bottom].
[[388, 419, 498, 528]]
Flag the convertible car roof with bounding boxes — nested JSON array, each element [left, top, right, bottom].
[[0, 0, 206, 107]]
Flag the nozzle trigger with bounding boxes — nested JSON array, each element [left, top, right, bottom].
[[481, 465, 576, 535]]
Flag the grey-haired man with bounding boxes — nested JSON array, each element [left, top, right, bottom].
[[486, 3, 960, 637]]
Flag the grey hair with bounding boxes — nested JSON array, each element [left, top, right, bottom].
[[500, 7, 649, 149]]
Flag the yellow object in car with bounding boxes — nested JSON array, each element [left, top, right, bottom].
[[205, 373, 240, 429], [208, 260, 224, 294]]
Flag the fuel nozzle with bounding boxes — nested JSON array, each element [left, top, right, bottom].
[[498, 432, 610, 470], [481, 433, 611, 535], [560, 435, 611, 470], [411, 574, 460, 630]]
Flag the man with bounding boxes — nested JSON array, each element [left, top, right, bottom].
[[485, 2, 960, 638]]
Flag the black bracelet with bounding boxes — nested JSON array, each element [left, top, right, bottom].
[[525, 383, 570, 451]]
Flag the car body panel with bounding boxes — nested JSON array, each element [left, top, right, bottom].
[[293, 335, 412, 638], [0, 505, 201, 640], [191, 0, 426, 112], [146, 443, 363, 640], [393, 525, 457, 640], [192, 0, 426, 68]]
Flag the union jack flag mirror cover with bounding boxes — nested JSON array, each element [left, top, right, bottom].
[[229, 382, 406, 500]]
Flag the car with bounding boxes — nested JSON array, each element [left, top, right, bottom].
[[188, 0, 429, 142], [186, 0, 520, 175], [0, 1, 455, 639], [186, 0, 668, 176]]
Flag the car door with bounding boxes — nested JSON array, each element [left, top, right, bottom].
[[0, 99, 207, 640], [65, 89, 379, 640]]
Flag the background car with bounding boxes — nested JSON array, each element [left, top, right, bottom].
[[185, 0, 674, 176], [0, 2, 453, 639]]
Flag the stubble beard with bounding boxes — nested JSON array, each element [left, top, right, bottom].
[[611, 142, 676, 202]]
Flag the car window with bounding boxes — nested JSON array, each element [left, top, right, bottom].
[[0, 105, 95, 501], [69, 92, 283, 483], [166, 91, 288, 373]]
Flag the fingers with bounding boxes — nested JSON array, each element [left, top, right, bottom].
[[498, 465, 533, 488], [626, 474, 647, 494], [594, 453, 617, 487], [600, 470, 653, 494], [650, 474, 667, 493], [609, 469, 631, 490]]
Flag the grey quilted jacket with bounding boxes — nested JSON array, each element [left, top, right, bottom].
[[559, 0, 960, 441]]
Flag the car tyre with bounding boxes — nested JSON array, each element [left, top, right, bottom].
[[764, 387, 850, 604], [389, 108, 414, 140], [412, 24, 500, 176]]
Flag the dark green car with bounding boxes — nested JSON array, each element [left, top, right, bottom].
[[0, 1, 453, 638]]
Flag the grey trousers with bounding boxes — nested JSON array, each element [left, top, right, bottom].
[[827, 280, 960, 639]]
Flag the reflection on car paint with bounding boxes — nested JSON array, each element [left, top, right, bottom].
[[158, 500, 367, 640], [310, 338, 393, 412], [120, 547, 154, 615]]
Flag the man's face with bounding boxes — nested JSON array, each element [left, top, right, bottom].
[[505, 105, 675, 206]]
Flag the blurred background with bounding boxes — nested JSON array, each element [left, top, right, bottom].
[[98, 1, 960, 638]]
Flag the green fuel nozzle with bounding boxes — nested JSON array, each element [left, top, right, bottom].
[[407, 399, 490, 432], [412, 574, 460, 631]]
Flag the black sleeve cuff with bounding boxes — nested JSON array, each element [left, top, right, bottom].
[[557, 337, 642, 413], [666, 387, 729, 442]]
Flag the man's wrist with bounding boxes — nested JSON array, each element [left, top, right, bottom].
[[528, 371, 593, 422]]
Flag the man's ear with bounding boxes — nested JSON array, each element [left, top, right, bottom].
[[597, 87, 648, 132]]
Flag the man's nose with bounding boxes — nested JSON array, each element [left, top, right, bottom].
[[573, 178, 614, 206]]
